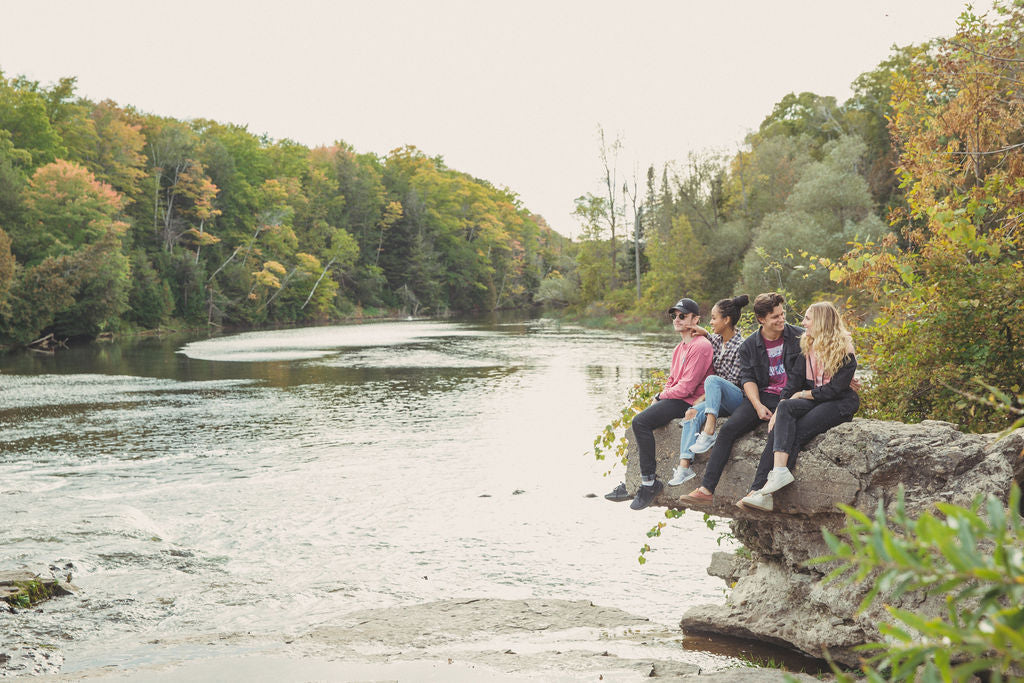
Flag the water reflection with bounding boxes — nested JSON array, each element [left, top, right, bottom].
[[0, 317, 742, 676]]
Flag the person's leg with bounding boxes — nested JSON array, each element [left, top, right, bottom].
[[782, 397, 858, 473], [749, 428, 779, 493], [695, 393, 779, 495], [758, 398, 821, 495], [699, 376, 731, 434], [670, 404, 705, 486], [678, 403, 706, 463], [717, 381, 745, 418], [632, 398, 691, 481], [738, 433, 779, 510]]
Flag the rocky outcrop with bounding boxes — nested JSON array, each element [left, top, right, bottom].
[[0, 570, 76, 610], [623, 417, 1024, 667]]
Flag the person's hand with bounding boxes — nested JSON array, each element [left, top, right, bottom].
[[850, 377, 863, 392], [768, 411, 777, 432], [755, 403, 773, 421], [690, 325, 708, 336], [684, 408, 697, 420]]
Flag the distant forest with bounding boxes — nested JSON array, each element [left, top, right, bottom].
[[0, 75, 571, 344]]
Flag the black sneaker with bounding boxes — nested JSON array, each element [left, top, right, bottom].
[[629, 480, 663, 510], [604, 482, 632, 502]]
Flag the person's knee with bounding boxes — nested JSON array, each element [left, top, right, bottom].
[[632, 411, 654, 432], [777, 399, 796, 417]]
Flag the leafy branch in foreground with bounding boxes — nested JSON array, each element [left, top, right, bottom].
[[814, 485, 1024, 681], [592, 370, 664, 463]]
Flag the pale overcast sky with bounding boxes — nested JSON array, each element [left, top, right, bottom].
[[0, 0, 990, 237]]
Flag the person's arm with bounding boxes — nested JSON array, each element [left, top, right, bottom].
[[659, 340, 713, 400], [738, 337, 771, 420], [737, 338, 758, 388], [780, 353, 807, 400], [807, 355, 857, 401], [743, 380, 772, 421]]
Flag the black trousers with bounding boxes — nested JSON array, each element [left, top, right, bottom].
[[749, 394, 860, 491], [632, 398, 692, 478], [700, 391, 781, 493]]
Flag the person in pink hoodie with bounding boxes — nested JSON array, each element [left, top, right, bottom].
[[628, 297, 714, 510]]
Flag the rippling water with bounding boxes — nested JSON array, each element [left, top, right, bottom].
[[0, 317, 737, 676]]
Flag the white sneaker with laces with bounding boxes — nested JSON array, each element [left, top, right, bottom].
[[760, 468, 795, 494], [689, 432, 717, 455], [668, 465, 696, 486], [739, 491, 773, 511]]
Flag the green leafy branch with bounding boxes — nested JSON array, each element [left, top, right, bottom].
[[593, 370, 665, 463], [813, 485, 1024, 681]]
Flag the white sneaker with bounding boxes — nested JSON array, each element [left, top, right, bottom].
[[689, 432, 717, 455], [668, 465, 696, 486], [760, 468, 795, 494], [739, 491, 773, 511]]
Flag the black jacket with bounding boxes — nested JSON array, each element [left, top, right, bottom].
[[737, 323, 804, 394], [784, 352, 859, 401]]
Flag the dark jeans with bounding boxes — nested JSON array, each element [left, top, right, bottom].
[[749, 394, 860, 491], [700, 391, 781, 493], [633, 398, 692, 478]]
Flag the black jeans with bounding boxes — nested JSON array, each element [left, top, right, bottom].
[[632, 398, 692, 478], [749, 394, 860, 491], [700, 391, 780, 493]]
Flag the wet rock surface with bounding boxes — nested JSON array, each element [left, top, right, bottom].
[[624, 416, 1024, 666]]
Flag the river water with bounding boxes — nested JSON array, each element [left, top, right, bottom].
[[0, 317, 740, 678]]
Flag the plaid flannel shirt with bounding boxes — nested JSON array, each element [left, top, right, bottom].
[[710, 331, 745, 386]]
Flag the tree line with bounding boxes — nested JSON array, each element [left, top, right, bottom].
[[559, 4, 1023, 433], [0, 75, 570, 344]]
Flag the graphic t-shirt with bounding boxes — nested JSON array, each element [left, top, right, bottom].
[[764, 335, 786, 395]]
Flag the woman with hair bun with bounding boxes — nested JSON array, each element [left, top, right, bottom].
[[738, 301, 860, 512], [668, 295, 749, 486]]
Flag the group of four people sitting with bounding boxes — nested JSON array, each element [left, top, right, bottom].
[[614, 291, 859, 513]]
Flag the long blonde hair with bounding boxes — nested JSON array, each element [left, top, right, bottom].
[[800, 301, 854, 377]]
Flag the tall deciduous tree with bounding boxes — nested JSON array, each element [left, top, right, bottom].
[[835, 3, 1024, 431], [16, 159, 127, 265]]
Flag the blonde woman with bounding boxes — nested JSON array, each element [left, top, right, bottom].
[[739, 301, 859, 512]]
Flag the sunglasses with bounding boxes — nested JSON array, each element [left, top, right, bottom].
[[669, 312, 689, 320]]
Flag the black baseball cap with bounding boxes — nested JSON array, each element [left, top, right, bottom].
[[668, 298, 700, 316]]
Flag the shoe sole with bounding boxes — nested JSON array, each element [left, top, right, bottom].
[[688, 441, 715, 455], [739, 498, 773, 512], [630, 484, 663, 510], [679, 494, 713, 505]]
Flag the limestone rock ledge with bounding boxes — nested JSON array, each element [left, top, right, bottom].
[[622, 417, 1024, 667]]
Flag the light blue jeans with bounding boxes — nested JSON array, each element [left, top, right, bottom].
[[679, 375, 745, 461]]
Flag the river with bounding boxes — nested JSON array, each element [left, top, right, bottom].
[[0, 316, 748, 679]]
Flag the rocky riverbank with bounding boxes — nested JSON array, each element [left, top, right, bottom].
[[622, 416, 1024, 667], [19, 598, 822, 681]]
